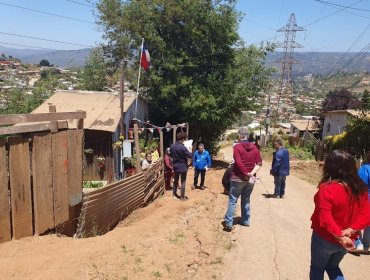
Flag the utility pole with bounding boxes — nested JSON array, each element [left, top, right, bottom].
[[120, 59, 128, 136], [265, 83, 272, 145]]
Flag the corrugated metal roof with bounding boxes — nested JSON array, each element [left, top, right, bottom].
[[325, 110, 370, 117], [290, 119, 318, 131], [32, 90, 137, 132]]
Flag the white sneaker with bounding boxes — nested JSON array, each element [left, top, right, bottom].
[[355, 243, 364, 251]]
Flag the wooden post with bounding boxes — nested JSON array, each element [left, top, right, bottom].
[[120, 60, 128, 137], [172, 125, 176, 144], [186, 122, 189, 140], [77, 110, 84, 129], [159, 130, 164, 158], [134, 124, 142, 172], [48, 104, 57, 133]]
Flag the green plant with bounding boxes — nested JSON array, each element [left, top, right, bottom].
[[168, 229, 185, 244], [152, 271, 163, 278], [83, 181, 104, 188]]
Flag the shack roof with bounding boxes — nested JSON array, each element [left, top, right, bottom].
[[32, 90, 137, 132], [325, 110, 370, 117], [290, 119, 319, 131]]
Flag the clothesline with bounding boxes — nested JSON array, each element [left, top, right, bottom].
[[130, 118, 187, 132]]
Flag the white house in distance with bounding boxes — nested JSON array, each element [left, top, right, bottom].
[[322, 110, 367, 139]]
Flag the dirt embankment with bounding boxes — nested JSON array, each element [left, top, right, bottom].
[[0, 165, 233, 280]]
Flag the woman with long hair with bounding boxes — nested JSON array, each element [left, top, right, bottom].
[[310, 150, 370, 280]]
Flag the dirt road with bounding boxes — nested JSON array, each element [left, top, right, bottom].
[[0, 147, 368, 280]]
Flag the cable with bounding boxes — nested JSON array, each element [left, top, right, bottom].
[[0, 2, 94, 24], [0, 31, 92, 48], [64, 0, 95, 8], [305, 0, 365, 27], [0, 41, 56, 50], [314, 0, 370, 12]]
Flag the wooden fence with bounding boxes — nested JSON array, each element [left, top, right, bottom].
[[76, 159, 165, 237], [0, 110, 85, 244], [0, 131, 84, 243]]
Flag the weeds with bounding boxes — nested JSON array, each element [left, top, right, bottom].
[[152, 271, 163, 278], [225, 240, 236, 251], [120, 244, 128, 253], [168, 229, 186, 244]]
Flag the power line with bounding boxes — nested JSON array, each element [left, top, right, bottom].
[[0, 2, 94, 24], [0, 41, 56, 50], [306, 0, 365, 27], [64, 0, 95, 8], [314, 0, 370, 12], [0, 31, 92, 48]]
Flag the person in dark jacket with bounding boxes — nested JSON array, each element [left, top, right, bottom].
[[224, 127, 262, 231], [270, 138, 290, 198], [192, 143, 211, 190], [170, 131, 192, 200], [222, 162, 234, 195]]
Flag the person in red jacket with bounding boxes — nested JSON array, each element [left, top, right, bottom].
[[164, 148, 174, 190], [310, 150, 370, 280], [223, 127, 262, 231]]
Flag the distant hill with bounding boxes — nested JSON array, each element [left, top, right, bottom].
[[266, 52, 370, 77], [0, 46, 91, 67], [1, 45, 370, 74]]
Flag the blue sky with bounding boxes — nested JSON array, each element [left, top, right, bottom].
[[0, 0, 369, 52]]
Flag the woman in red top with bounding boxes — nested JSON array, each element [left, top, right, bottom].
[[310, 150, 370, 280]]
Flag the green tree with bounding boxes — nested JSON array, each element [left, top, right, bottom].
[[97, 0, 272, 151], [39, 59, 51, 67], [346, 113, 370, 155], [28, 71, 59, 112], [362, 89, 370, 110], [322, 88, 361, 113], [79, 47, 107, 91], [0, 88, 28, 114]]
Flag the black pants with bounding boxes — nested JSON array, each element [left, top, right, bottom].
[[194, 169, 206, 187]]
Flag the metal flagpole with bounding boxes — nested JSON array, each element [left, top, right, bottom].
[[134, 38, 144, 119]]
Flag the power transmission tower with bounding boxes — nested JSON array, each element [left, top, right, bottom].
[[276, 13, 305, 121]]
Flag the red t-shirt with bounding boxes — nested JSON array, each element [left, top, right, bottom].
[[311, 181, 370, 244]]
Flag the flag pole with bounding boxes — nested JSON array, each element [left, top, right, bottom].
[[134, 38, 144, 119]]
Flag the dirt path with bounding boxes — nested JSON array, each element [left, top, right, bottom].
[[0, 147, 369, 280]]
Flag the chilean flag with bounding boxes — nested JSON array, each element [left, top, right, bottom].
[[140, 42, 150, 70]]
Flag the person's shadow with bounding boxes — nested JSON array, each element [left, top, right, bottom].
[[262, 193, 277, 199]]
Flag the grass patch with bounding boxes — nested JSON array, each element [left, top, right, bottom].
[[224, 241, 236, 251], [168, 229, 186, 244], [152, 271, 163, 278]]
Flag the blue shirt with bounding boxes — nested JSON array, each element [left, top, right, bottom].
[[358, 163, 370, 199], [271, 147, 290, 176], [193, 150, 211, 170]]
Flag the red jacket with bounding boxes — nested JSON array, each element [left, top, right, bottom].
[[230, 141, 262, 181], [311, 181, 370, 244]]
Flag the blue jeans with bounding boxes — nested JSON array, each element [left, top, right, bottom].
[[361, 226, 370, 250], [224, 180, 254, 228], [310, 232, 347, 280], [274, 175, 286, 197]]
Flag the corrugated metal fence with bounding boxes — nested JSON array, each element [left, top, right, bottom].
[[76, 159, 164, 237]]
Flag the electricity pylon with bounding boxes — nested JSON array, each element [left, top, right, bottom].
[[276, 13, 305, 120]]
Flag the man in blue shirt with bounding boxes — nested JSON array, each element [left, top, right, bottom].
[[192, 143, 211, 190], [270, 138, 290, 198]]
